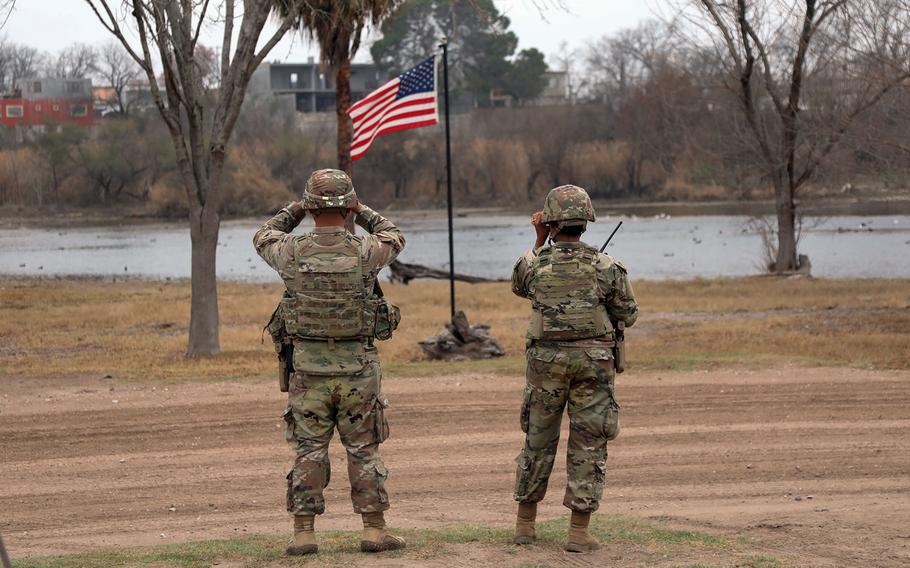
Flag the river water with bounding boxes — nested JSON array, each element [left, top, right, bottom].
[[1, 214, 908, 281]]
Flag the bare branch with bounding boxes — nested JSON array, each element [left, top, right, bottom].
[[220, 0, 233, 87], [192, 0, 210, 49], [0, 0, 16, 31]]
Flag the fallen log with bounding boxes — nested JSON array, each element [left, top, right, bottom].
[[388, 260, 500, 285]]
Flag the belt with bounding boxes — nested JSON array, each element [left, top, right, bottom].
[[531, 338, 614, 349]]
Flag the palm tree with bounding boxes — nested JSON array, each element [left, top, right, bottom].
[[275, 1, 402, 176]]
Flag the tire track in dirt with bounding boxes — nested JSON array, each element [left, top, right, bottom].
[[1, 367, 908, 566]]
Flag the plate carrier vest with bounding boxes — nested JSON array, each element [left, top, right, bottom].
[[280, 232, 371, 340], [528, 244, 610, 341]]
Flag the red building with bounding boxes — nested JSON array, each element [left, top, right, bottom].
[[1, 77, 94, 128]]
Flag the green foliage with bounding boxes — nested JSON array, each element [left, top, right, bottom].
[[31, 125, 86, 169], [370, 0, 544, 107], [76, 119, 169, 204], [29, 124, 87, 200], [505, 48, 548, 102], [275, 0, 402, 66]]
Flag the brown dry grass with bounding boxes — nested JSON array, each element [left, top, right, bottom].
[[1, 276, 908, 381]]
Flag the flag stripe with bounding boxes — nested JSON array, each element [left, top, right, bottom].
[[353, 91, 397, 119], [348, 55, 438, 161], [349, 79, 400, 118], [352, 101, 436, 151], [352, 94, 436, 140], [351, 104, 439, 152], [352, 91, 408, 131], [352, 119, 439, 160]]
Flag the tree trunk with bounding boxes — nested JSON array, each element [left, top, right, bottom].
[[51, 165, 60, 205], [773, 176, 798, 273], [335, 60, 355, 233], [186, 206, 221, 356], [336, 61, 353, 176]]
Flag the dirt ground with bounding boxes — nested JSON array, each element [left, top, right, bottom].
[[1, 366, 908, 567]]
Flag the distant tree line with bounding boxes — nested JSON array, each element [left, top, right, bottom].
[[1, 4, 909, 221], [370, 0, 548, 108]]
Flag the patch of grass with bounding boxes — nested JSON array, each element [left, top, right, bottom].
[[1, 277, 908, 382], [13, 515, 764, 568], [13, 515, 780, 568]]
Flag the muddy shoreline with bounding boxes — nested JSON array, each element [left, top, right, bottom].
[[2, 196, 909, 229]]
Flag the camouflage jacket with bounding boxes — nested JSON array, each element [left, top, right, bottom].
[[512, 241, 639, 341], [253, 206, 405, 278], [253, 206, 405, 374]]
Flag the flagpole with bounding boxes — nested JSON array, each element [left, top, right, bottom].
[[440, 41, 456, 319]]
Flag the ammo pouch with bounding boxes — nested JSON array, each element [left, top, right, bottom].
[[369, 282, 400, 341], [264, 300, 294, 392], [372, 298, 400, 341], [613, 320, 626, 374]]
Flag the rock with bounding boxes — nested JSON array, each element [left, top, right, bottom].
[[419, 310, 505, 361]]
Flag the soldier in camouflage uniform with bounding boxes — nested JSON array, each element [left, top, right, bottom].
[[510, 185, 639, 553], [253, 169, 406, 556]]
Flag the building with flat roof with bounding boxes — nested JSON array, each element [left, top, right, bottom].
[[534, 71, 570, 106], [1, 77, 93, 128], [250, 60, 390, 113]]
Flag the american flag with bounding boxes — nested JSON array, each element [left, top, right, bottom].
[[349, 55, 438, 161]]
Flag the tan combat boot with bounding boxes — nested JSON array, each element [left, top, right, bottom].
[[513, 502, 537, 545], [286, 514, 318, 556], [565, 511, 600, 553], [360, 511, 406, 553]]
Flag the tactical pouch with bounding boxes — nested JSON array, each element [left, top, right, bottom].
[[613, 320, 626, 374], [265, 300, 294, 392], [372, 395, 391, 443], [276, 340, 293, 393], [519, 385, 532, 433], [604, 394, 621, 441], [373, 299, 400, 341]]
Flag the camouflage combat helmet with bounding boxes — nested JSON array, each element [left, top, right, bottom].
[[302, 169, 357, 209], [541, 184, 595, 226]]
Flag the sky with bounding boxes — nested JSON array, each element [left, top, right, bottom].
[[2, 0, 662, 64]]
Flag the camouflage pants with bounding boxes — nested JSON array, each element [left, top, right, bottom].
[[283, 353, 391, 516], [513, 342, 620, 513]]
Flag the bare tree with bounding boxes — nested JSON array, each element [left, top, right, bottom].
[[688, 0, 910, 272], [0, 0, 15, 30], [85, 0, 301, 356], [49, 43, 98, 78], [0, 40, 11, 93], [586, 20, 679, 103], [92, 41, 141, 114], [5, 43, 43, 93], [549, 40, 584, 102]]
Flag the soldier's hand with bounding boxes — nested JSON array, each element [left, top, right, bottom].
[[532, 211, 548, 232], [531, 211, 549, 247], [286, 201, 306, 221], [351, 201, 366, 214]]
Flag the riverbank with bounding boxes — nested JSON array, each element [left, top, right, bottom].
[[4, 213, 909, 282], [1, 276, 908, 382], [2, 195, 910, 229]]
